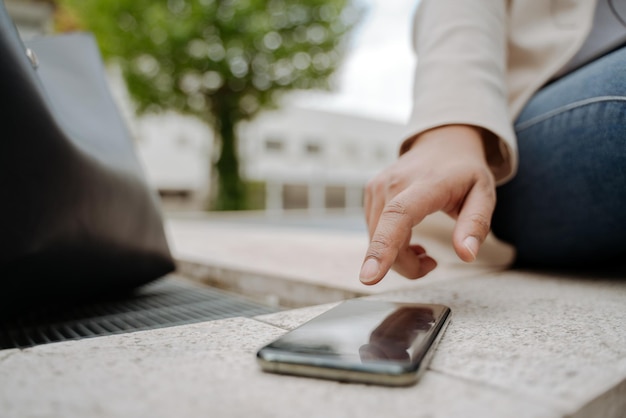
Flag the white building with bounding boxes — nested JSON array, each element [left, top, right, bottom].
[[105, 67, 214, 202], [133, 112, 212, 196], [239, 105, 406, 212]]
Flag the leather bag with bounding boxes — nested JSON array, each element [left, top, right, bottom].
[[0, 2, 176, 315]]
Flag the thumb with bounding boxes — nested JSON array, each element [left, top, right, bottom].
[[452, 181, 496, 262]]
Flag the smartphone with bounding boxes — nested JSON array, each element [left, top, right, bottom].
[[257, 300, 451, 386]]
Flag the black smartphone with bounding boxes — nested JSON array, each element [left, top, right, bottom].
[[257, 300, 451, 386]]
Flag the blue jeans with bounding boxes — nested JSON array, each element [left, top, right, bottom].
[[491, 46, 626, 269]]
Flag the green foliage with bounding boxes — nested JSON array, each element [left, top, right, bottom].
[[60, 0, 359, 210], [243, 180, 267, 211]]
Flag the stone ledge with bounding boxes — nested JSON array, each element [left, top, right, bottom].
[[364, 271, 626, 416], [257, 271, 626, 417], [166, 211, 515, 307], [1, 269, 624, 417], [2, 212, 623, 417], [176, 257, 362, 308], [0, 271, 626, 418], [0, 317, 558, 418]]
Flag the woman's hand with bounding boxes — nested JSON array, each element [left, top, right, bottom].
[[360, 125, 497, 285]]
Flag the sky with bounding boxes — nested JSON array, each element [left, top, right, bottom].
[[301, 0, 419, 123]]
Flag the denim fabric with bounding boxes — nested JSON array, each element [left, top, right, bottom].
[[491, 46, 626, 268]]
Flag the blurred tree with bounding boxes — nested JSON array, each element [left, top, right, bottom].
[[57, 0, 359, 210]]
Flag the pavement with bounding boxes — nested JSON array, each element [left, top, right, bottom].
[[168, 210, 516, 307], [1, 210, 625, 418]]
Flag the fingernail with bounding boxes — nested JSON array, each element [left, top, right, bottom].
[[359, 258, 380, 283], [463, 236, 480, 261]]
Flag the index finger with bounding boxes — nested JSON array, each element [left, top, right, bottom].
[[359, 184, 448, 285]]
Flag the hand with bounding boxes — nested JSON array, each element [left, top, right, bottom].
[[360, 125, 497, 285]]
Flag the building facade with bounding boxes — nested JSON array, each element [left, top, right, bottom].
[[239, 105, 406, 212]]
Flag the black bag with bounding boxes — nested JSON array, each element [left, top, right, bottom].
[[0, 2, 175, 315]]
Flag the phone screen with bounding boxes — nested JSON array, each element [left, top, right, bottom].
[[257, 300, 451, 386]]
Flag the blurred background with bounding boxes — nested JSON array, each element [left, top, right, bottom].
[[7, 0, 418, 215]]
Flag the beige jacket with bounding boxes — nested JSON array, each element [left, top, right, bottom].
[[404, 0, 598, 184]]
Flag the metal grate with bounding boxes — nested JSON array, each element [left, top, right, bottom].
[[0, 276, 278, 349]]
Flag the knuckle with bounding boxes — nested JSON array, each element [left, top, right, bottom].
[[485, 189, 497, 208], [366, 171, 409, 198], [380, 198, 420, 232], [476, 169, 496, 187], [476, 169, 497, 192], [472, 173, 497, 206], [380, 200, 414, 228], [365, 239, 390, 261], [467, 212, 492, 236], [382, 199, 409, 218], [366, 239, 389, 260], [386, 174, 405, 195], [368, 235, 392, 253], [478, 183, 497, 206]]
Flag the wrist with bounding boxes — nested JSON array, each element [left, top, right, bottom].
[[405, 125, 487, 160]]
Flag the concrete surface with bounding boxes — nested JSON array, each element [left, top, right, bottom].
[[1, 271, 624, 418], [167, 211, 515, 307], [1, 211, 624, 417], [256, 272, 626, 417], [0, 317, 559, 418]]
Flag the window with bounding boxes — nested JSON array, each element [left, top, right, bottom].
[[265, 137, 284, 152], [176, 135, 190, 148], [325, 185, 346, 209], [305, 142, 322, 155]]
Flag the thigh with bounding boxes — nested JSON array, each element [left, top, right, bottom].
[[492, 46, 626, 268]]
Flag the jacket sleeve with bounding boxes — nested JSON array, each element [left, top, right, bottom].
[[402, 0, 517, 184]]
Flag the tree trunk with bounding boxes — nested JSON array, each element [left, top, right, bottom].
[[213, 107, 245, 211]]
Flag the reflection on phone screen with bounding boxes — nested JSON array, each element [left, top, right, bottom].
[[359, 306, 435, 363], [265, 301, 446, 366]]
